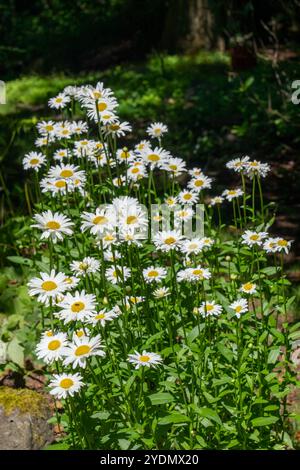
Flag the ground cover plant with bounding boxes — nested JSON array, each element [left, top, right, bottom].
[[13, 80, 299, 450]]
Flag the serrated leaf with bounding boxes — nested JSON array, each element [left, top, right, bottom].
[[7, 338, 24, 367]]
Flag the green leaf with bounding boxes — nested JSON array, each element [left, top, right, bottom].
[[158, 413, 191, 425], [251, 416, 279, 427], [193, 406, 222, 425], [43, 442, 69, 450], [267, 348, 281, 364], [7, 338, 24, 367], [6, 256, 33, 267], [91, 411, 110, 420], [148, 392, 174, 406]]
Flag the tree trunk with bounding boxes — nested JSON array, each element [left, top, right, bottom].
[[161, 0, 224, 53]]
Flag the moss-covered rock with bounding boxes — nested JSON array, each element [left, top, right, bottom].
[[0, 387, 53, 449]]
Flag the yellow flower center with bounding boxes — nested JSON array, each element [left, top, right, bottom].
[[189, 243, 198, 250], [75, 345, 91, 356], [41, 281, 57, 291], [55, 180, 67, 188], [48, 340, 61, 351], [64, 277, 73, 284], [30, 158, 39, 165], [154, 128, 161, 135], [277, 239, 287, 247], [97, 102, 107, 112], [169, 165, 178, 171], [139, 355, 150, 362], [56, 98, 63, 103], [147, 270, 159, 278], [62, 129, 69, 135], [93, 91, 102, 99], [93, 215, 108, 225], [228, 190, 237, 195], [192, 269, 203, 276], [120, 151, 129, 159], [205, 304, 214, 311], [164, 237, 176, 245], [153, 215, 162, 221], [243, 283, 253, 291], [235, 306, 243, 313], [95, 313, 105, 320], [45, 125, 54, 132], [60, 378, 74, 389], [79, 262, 88, 271], [250, 234, 259, 241], [183, 194, 192, 200], [71, 301, 85, 313], [109, 124, 120, 131], [46, 221, 61, 230], [195, 180, 204, 187], [60, 169, 73, 178], [76, 330, 85, 337], [126, 215, 137, 225], [45, 331, 53, 337], [131, 168, 139, 174], [147, 154, 160, 162]]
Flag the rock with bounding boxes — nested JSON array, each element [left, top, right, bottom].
[[0, 387, 53, 450]]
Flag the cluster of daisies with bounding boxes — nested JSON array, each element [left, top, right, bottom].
[[24, 81, 292, 401]]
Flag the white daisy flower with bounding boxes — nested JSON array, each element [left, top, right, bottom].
[[81, 208, 115, 236], [198, 301, 222, 317], [222, 188, 244, 201], [49, 373, 84, 398], [105, 266, 131, 285], [128, 350, 163, 369], [87, 308, 120, 327], [124, 296, 144, 309], [103, 248, 121, 263], [85, 96, 118, 122], [229, 299, 248, 318], [146, 122, 168, 139], [181, 238, 203, 255], [57, 290, 97, 324], [177, 190, 199, 205], [143, 266, 167, 283], [37, 120, 56, 136], [35, 136, 54, 147], [174, 207, 194, 222], [210, 196, 224, 206], [274, 237, 293, 254], [188, 167, 204, 178], [135, 140, 151, 152], [153, 287, 171, 299], [240, 282, 257, 295], [53, 149, 71, 161], [63, 276, 80, 289], [241, 230, 268, 247], [116, 147, 135, 164], [48, 93, 71, 109], [164, 196, 178, 208], [23, 152, 46, 171], [140, 146, 170, 168], [48, 164, 85, 182], [177, 266, 211, 282], [113, 176, 126, 187], [28, 270, 68, 305], [162, 157, 187, 177], [246, 160, 271, 179], [70, 257, 101, 277], [263, 237, 278, 253], [226, 156, 250, 173], [153, 230, 184, 252], [36, 332, 68, 364], [71, 120, 89, 135], [188, 175, 212, 192], [102, 121, 132, 137], [127, 164, 147, 182], [32, 210, 74, 243], [200, 237, 215, 249], [63, 334, 105, 368]]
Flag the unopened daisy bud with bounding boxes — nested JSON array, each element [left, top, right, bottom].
[[230, 273, 237, 280], [103, 296, 109, 305], [193, 307, 199, 315], [125, 286, 132, 293], [225, 255, 231, 261]]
